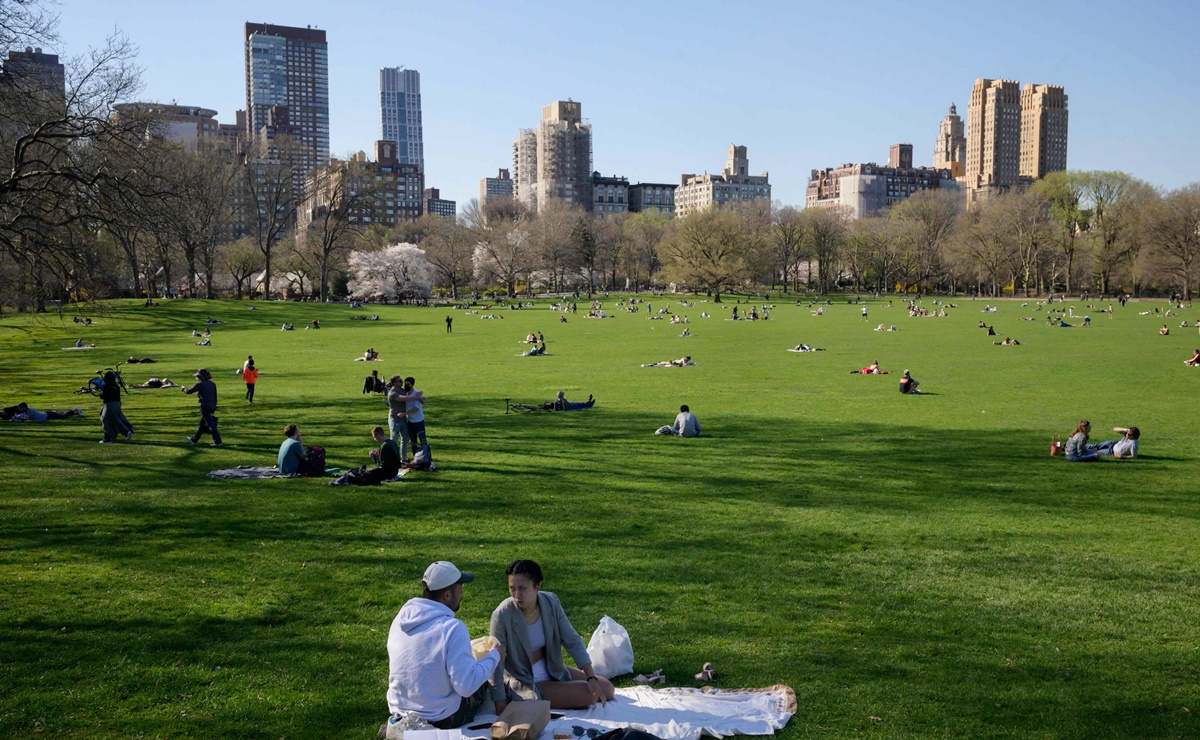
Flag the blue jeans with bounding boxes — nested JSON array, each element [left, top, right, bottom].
[[1087, 440, 1118, 456], [1065, 452, 1099, 462], [389, 415, 411, 458]]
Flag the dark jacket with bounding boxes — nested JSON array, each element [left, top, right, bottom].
[[185, 379, 218, 409], [100, 381, 121, 403]]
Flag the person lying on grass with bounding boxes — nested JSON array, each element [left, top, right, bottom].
[[489, 559, 614, 713], [1088, 426, 1140, 459], [3, 403, 83, 421], [850, 361, 886, 374], [994, 337, 1021, 346], [548, 391, 594, 411], [642, 355, 693, 367], [126, 356, 157, 364], [791, 343, 824, 352], [130, 378, 179, 389], [74, 338, 96, 348]]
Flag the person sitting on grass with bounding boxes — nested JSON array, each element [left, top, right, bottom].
[[195, 337, 211, 346], [130, 377, 179, 389], [655, 404, 701, 437], [281, 323, 294, 331], [277, 424, 310, 476], [1186, 349, 1200, 366], [898, 370, 921, 394], [488, 559, 613, 714], [363, 369, 385, 395], [551, 391, 594, 411], [387, 562, 504, 728], [331, 426, 403, 486], [1064, 420, 1099, 462], [986, 325, 996, 336], [1160, 325, 1170, 335], [1088, 426, 1140, 459], [525, 332, 537, 343], [308, 319, 321, 330], [681, 328, 691, 337]]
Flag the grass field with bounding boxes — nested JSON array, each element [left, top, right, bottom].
[[1, 294, 1197, 738]]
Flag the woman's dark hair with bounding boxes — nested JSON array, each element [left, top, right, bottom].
[[506, 559, 543, 586], [104, 371, 116, 383]]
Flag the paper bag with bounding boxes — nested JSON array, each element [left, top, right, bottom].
[[491, 699, 550, 740]]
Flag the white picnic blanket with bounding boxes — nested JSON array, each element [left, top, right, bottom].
[[460, 686, 794, 740]]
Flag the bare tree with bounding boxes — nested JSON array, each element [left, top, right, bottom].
[[420, 215, 473, 298], [1146, 184, 1200, 299], [997, 191, 1052, 296], [803, 206, 849, 294], [771, 204, 805, 292], [620, 211, 667, 292], [529, 197, 577, 292], [889, 189, 960, 292], [1080, 171, 1155, 295], [300, 157, 385, 300], [241, 133, 309, 297]]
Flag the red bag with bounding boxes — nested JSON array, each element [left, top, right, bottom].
[[1050, 435, 1063, 457]]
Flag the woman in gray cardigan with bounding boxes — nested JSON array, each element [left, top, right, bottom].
[[489, 560, 616, 713]]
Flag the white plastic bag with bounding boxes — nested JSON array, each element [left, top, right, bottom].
[[586, 615, 634, 678]]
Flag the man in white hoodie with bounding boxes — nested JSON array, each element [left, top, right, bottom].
[[387, 561, 505, 728]]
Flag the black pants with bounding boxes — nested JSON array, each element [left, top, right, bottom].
[[356, 466, 399, 485], [429, 682, 491, 729], [245, 383, 255, 402], [192, 407, 222, 444]]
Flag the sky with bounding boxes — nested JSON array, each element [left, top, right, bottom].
[[48, 0, 1200, 210]]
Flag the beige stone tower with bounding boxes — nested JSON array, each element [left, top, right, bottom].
[[933, 102, 966, 177], [965, 78, 1022, 192], [1019, 84, 1068, 179]]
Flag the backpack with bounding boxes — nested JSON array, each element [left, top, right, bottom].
[[410, 444, 433, 471], [301, 445, 326, 477]]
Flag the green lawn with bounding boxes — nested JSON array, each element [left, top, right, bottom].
[[0, 295, 1197, 738]]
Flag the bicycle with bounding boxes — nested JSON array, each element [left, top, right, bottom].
[[75, 361, 128, 396]]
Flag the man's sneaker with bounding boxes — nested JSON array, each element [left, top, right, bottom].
[[73, 407, 83, 416], [185, 437, 196, 444], [211, 442, 223, 447], [125, 431, 133, 441], [99, 439, 109, 444]]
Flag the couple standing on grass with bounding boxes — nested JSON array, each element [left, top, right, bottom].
[[386, 559, 616, 729], [386, 375, 427, 462]]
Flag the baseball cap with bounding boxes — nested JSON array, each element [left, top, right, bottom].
[[423, 561, 475, 591]]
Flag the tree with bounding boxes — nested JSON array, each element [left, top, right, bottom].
[[473, 224, 532, 298], [301, 157, 383, 301], [220, 237, 261, 299], [889, 189, 960, 292], [997, 191, 1052, 296], [1146, 184, 1200, 299], [770, 205, 805, 292], [529, 197, 577, 292], [951, 199, 1009, 296], [803, 207, 849, 293], [620, 212, 667, 292], [569, 216, 599, 297], [347, 243, 433, 300], [242, 133, 309, 298], [420, 215, 473, 299], [658, 208, 747, 301], [1030, 171, 1087, 293], [1079, 171, 1155, 295], [158, 142, 235, 298]]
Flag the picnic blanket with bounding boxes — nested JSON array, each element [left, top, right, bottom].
[[458, 686, 795, 740], [207, 466, 293, 479], [786, 348, 824, 353], [641, 362, 697, 368], [60, 346, 96, 350]]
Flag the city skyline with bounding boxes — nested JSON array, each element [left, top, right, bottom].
[[51, 0, 1200, 210]]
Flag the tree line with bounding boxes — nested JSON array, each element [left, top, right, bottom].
[[3, 0, 1198, 311]]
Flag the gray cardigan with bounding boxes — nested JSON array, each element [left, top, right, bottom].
[[489, 591, 591, 702]]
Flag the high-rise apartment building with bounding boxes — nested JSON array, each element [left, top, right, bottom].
[[2, 47, 65, 99], [933, 103, 966, 178], [479, 168, 513, 210], [1019, 84, 1068, 180], [113, 103, 221, 149], [244, 22, 329, 168], [592, 172, 629, 215], [512, 100, 593, 213], [298, 140, 423, 233], [379, 67, 423, 168], [964, 78, 1067, 197], [964, 78, 1022, 192], [675, 145, 771, 219], [424, 188, 456, 219]]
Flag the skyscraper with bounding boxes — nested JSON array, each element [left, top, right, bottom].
[[479, 168, 513, 210], [965, 78, 1022, 192], [512, 100, 593, 213], [379, 67, 423, 168], [244, 22, 329, 167], [1019, 84, 1068, 180], [933, 103, 966, 177]]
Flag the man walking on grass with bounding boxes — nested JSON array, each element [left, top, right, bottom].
[[182, 368, 222, 446]]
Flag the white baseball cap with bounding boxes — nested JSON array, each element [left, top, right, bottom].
[[423, 561, 474, 591]]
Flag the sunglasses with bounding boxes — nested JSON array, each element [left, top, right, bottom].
[[572, 728, 601, 738]]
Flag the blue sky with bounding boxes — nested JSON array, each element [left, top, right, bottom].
[[54, 0, 1200, 208]]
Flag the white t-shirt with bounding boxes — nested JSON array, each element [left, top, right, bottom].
[[1113, 438, 1138, 458], [406, 391, 424, 423]]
